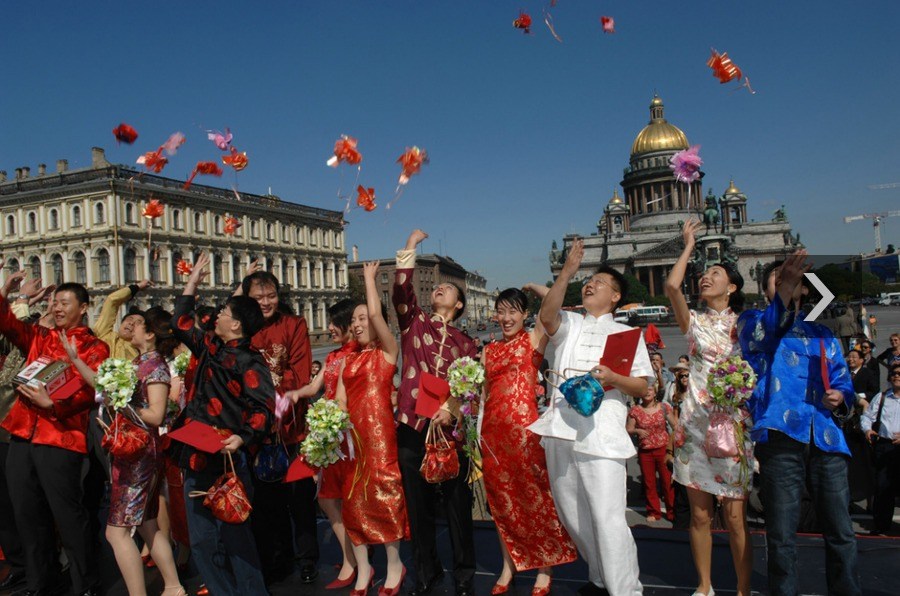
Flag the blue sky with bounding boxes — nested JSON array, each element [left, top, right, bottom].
[[2, 1, 898, 290]]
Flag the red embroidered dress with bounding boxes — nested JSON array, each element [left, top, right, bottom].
[[318, 341, 358, 499], [341, 345, 409, 545], [627, 403, 673, 450], [482, 330, 577, 571]]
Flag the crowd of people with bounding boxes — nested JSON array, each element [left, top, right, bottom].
[[0, 225, 897, 596]]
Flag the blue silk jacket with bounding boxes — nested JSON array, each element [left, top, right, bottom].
[[737, 295, 855, 456]]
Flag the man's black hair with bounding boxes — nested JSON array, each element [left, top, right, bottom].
[[495, 288, 528, 313], [242, 271, 280, 297], [847, 348, 863, 360], [762, 260, 785, 289], [55, 282, 90, 305], [196, 305, 217, 332], [328, 298, 362, 332], [448, 282, 467, 322], [225, 295, 265, 338], [594, 265, 628, 310]]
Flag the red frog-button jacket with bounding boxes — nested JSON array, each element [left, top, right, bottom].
[[251, 311, 312, 445], [0, 296, 109, 453]]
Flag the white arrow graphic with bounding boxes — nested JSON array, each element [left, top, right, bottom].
[[803, 273, 835, 322]]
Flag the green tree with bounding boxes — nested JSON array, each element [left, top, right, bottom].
[[347, 271, 366, 303]]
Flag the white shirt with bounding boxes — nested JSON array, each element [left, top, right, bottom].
[[528, 310, 654, 459]]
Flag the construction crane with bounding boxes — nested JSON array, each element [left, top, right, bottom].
[[843, 210, 900, 253]]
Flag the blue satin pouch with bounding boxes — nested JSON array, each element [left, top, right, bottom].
[[560, 373, 605, 417]]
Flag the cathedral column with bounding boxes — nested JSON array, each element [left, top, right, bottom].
[[648, 266, 656, 296]]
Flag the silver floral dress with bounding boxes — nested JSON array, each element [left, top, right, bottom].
[[673, 309, 754, 499]]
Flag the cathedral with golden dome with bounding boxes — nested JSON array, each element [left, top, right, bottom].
[[549, 95, 801, 297]]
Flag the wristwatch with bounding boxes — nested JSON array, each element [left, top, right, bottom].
[[15, 293, 28, 301]]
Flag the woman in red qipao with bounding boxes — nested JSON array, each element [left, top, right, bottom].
[[481, 287, 577, 596], [287, 298, 361, 589], [335, 262, 408, 596]]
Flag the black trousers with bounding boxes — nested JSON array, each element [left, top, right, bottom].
[[397, 423, 475, 586], [6, 438, 96, 593], [0, 441, 25, 571], [872, 441, 900, 533], [250, 469, 318, 577]]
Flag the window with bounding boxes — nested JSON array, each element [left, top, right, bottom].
[[215, 215, 222, 234], [232, 254, 241, 284], [29, 256, 41, 279], [50, 254, 63, 285], [382, 290, 389, 305], [310, 229, 317, 246], [251, 221, 258, 238], [27, 212, 36, 233], [123, 248, 137, 282], [266, 224, 274, 240], [6, 215, 14, 235], [173, 210, 182, 230], [323, 232, 329, 248], [149, 251, 160, 283], [125, 203, 135, 224], [297, 227, 304, 245], [98, 249, 110, 283], [72, 205, 81, 227], [171, 252, 183, 281], [49, 209, 59, 230], [6, 258, 19, 275], [381, 272, 388, 284], [281, 261, 288, 284], [282, 225, 288, 242], [213, 254, 222, 285], [95, 202, 105, 224], [194, 212, 203, 232], [335, 232, 342, 249]]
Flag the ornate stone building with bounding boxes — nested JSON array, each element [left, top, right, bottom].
[[465, 270, 492, 325], [0, 147, 348, 341], [549, 95, 802, 297]]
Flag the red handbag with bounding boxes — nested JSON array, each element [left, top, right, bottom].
[[98, 413, 150, 460], [419, 422, 460, 484], [189, 452, 253, 524]]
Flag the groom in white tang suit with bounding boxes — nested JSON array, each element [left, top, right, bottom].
[[529, 240, 653, 596]]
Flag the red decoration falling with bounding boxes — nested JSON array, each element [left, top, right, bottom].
[[397, 146, 428, 186], [224, 216, 242, 235], [513, 12, 532, 34], [142, 199, 164, 219], [183, 162, 224, 190], [600, 16, 615, 34], [356, 185, 377, 212], [136, 149, 168, 173], [221, 146, 249, 171], [707, 49, 755, 93], [176, 260, 193, 276], [326, 135, 362, 167], [112, 123, 139, 145]]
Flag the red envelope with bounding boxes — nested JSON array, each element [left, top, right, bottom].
[[415, 372, 450, 419], [168, 420, 230, 453], [284, 456, 316, 482], [820, 339, 831, 391], [599, 327, 643, 391]]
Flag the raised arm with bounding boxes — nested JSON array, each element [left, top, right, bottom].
[[286, 367, 325, 404], [172, 255, 211, 356], [540, 238, 583, 336], [232, 259, 261, 297], [0, 271, 37, 353], [392, 229, 428, 331], [523, 282, 550, 351], [364, 262, 398, 362], [665, 219, 701, 335]]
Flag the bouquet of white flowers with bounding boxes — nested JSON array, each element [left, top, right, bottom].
[[95, 358, 138, 410], [447, 356, 485, 461], [172, 351, 191, 377], [300, 399, 352, 468]]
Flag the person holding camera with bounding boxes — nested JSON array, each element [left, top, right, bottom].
[[861, 363, 900, 536]]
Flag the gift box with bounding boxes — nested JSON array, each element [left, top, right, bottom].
[[14, 357, 82, 401]]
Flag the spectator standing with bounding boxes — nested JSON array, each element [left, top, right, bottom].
[[861, 364, 900, 536]]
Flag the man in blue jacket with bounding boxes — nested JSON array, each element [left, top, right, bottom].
[[737, 252, 861, 596]]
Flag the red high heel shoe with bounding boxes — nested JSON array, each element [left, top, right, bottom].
[[326, 567, 358, 590], [378, 565, 406, 596], [350, 568, 375, 596], [492, 574, 515, 595], [195, 586, 209, 596], [532, 577, 552, 596]]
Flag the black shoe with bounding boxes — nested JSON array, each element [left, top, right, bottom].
[[299, 563, 319, 583], [455, 579, 474, 596], [577, 582, 609, 596], [408, 571, 445, 596], [0, 569, 26, 590]]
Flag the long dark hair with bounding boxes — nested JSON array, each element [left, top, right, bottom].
[[709, 263, 745, 312], [142, 307, 179, 360]]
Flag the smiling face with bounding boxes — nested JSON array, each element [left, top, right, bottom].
[[581, 273, 621, 314], [350, 304, 373, 346], [699, 265, 735, 303], [495, 300, 526, 339], [247, 281, 279, 320], [53, 290, 88, 330], [846, 350, 862, 370], [327, 319, 352, 345], [431, 283, 463, 319], [641, 382, 658, 404], [118, 313, 141, 341]]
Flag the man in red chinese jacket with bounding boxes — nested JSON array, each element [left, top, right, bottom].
[[239, 269, 318, 585], [170, 254, 275, 596], [0, 277, 109, 596], [393, 229, 477, 596]]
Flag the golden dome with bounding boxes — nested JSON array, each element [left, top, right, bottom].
[[609, 188, 624, 204], [725, 179, 741, 195], [630, 95, 689, 156]]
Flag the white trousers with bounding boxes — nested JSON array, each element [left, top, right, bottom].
[[543, 437, 642, 596]]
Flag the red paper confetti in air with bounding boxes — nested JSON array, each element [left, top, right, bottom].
[[707, 49, 755, 93], [176, 260, 193, 276], [142, 199, 164, 219], [600, 16, 615, 33], [356, 185, 377, 212], [136, 149, 168, 173], [113, 123, 139, 145], [224, 216, 242, 235], [222, 146, 249, 171], [183, 162, 224, 190], [397, 146, 428, 186], [326, 135, 362, 167], [513, 12, 532, 34]]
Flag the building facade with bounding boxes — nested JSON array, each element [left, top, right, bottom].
[[549, 96, 802, 298], [0, 147, 348, 341], [465, 270, 492, 325]]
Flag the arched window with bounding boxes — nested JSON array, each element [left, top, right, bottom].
[[266, 223, 274, 240], [173, 210, 182, 230], [6, 215, 15, 235], [124, 248, 137, 282], [149, 249, 160, 283], [73, 251, 87, 284], [323, 232, 329, 247], [6, 258, 19, 275], [95, 202, 105, 224], [125, 203, 135, 224], [194, 212, 203, 232], [215, 215, 222, 234], [213, 253, 223, 285], [232, 253, 241, 284], [251, 221, 258, 238], [50, 254, 63, 285], [282, 225, 288, 242], [172, 252, 183, 281], [27, 212, 36, 233], [29, 256, 41, 279], [281, 260, 288, 284], [97, 249, 110, 283], [49, 209, 59, 230], [310, 229, 317, 246], [72, 205, 82, 227]]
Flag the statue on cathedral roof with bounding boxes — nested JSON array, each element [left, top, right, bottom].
[[773, 205, 787, 222], [702, 190, 721, 233]]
